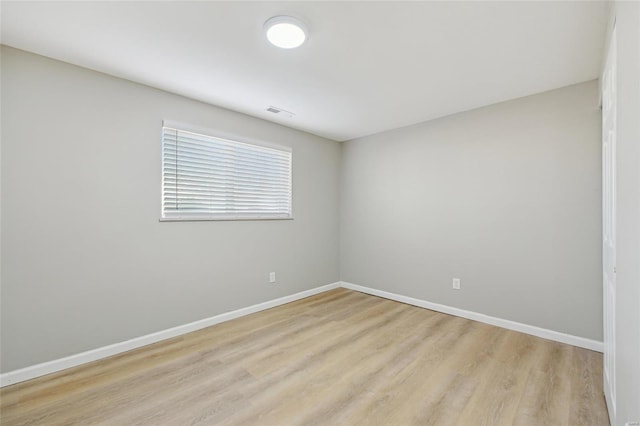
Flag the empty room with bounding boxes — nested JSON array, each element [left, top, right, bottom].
[[1, 1, 638, 425]]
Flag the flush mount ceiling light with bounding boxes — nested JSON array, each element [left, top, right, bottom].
[[264, 16, 307, 49]]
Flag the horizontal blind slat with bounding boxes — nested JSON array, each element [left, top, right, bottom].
[[162, 162, 291, 183], [163, 139, 291, 165], [163, 153, 290, 178], [163, 142, 290, 168], [163, 177, 290, 192], [164, 129, 290, 157], [163, 195, 291, 203], [164, 203, 290, 210], [163, 207, 288, 213], [163, 136, 290, 165]]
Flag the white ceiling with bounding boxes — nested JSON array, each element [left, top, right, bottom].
[[1, 1, 609, 141]]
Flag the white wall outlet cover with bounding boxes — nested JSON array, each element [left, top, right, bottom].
[[452, 278, 461, 290], [269, 272, 276, 283]]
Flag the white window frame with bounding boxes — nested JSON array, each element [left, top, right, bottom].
[[160, 120, 293, 221]]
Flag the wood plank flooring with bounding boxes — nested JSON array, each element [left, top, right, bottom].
[[0, 288, 609, 425]]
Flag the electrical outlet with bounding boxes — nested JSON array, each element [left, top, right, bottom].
[[452, 278, 461, 290], [269, 272, 276, 283]]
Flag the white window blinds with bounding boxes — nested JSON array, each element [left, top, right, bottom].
[[162, 126, 292, 220]]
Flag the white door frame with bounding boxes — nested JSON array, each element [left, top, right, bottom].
[[601, 21, 617, 426]]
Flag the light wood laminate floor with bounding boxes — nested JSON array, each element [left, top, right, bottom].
[[0, 288, 609, 425]]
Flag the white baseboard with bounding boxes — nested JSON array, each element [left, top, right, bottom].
[[0, 279, 603, 387], [340, 281, 604, 353], [0, 282, 341, 387]]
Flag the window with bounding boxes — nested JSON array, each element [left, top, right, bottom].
[[161, 124, 292, 221]]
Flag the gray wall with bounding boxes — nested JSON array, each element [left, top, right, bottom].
[[607, 2, 640, 424], [340, 81, 602, 340], [0, 46, 341, 372]]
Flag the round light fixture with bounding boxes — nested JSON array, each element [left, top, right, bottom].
[[264, 16, 307, 49]]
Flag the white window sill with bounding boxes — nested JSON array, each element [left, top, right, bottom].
[[159, 216, 294, 222]]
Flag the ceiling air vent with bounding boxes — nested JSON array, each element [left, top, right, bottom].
[[266, 106, 295, 118]]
